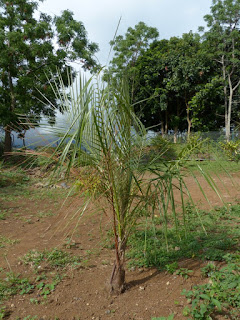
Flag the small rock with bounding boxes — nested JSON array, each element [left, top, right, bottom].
[[105, 310, 111, 314], [11, 304, 14, 308], [139, 286, 145, 291], [166, 281, 170, 285], [60, 182, 70, 189]]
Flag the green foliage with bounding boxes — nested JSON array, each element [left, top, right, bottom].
[[219, 140, 240, 161], [0, 306, 7, 320], [175, 268, 193, 279], [105, 21, 158, 82], [21, 248, 81, 270], [36, 277, 61, 299], [147, 135, 177, 160], [126, 203, 239, 269], [0, 273, 34, 301], [0, 236, 18, 248], [201, 0, 240, 140], [37, 68, 238, 295], [0, 0, 99, 152], [152, 314, 174, 320], [165, 262, 179, 274], [0, 168, 29, 188], [182, 253, 240, 319]]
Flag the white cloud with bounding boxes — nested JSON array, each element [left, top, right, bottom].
[[38, 0, 212, 64]]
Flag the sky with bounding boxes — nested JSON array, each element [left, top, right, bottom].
[[38, 0, 213, 66], [12, 0, 215, 146]]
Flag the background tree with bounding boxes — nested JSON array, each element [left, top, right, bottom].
[[133, 33, 214, 140], [104, 21, 159, 98], [0, 0, 99, 153], [201, 0, 240, 141]]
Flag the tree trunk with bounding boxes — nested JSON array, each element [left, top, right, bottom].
[[109, 258, 126, 294], [173, 126, 178, 144], [165, 109, 168, 136], [186, 105, 192, 140], [109, 221, 126, 294], [161, 122, 165, 138], [226, 84, 233, 142], [4, 125, 12, 155]]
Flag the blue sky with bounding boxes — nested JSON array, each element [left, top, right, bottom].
[[38, 0, 213, 65]]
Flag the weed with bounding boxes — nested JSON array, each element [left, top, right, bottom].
[[182, 253, 240, 319], [0, 210, 6, 220], [30, 298, 39, 305], [201, 263, 217, 277], [36, 280, 58, 299], [175, 268, 193, 279], [37, 211, 54, 218], [21, 248, 81, 270], [165, 262, 179, 274], [0, 273, 34, 301], [152, 314, 175, 320], [0, 169, 29, 188], [0, 236, 18, 248], [126, 203, 239, 269]]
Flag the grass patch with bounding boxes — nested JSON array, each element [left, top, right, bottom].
[[0, 168, 30, 188], [21, 248, 81, 271], [126, 204, 240, 269], [0, 273, 34, 301], [182, 253, 240, 319], [0, 236, 19, 248]]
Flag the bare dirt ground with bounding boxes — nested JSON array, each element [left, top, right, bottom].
[[0, 169, 239, 320]]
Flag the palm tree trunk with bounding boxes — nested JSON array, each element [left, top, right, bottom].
[[109, 256, 126, 294], [4, 125, 12, 154], [109, 216, 126, 294]]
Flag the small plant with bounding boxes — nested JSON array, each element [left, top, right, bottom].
[[152, 314, 174, 320], [165, 262, 179, 274], [0, 210, 6, 220], [219, 140, 240, 161], [0, 306, 7, 320], [21, 248, 81, 270], [30, 298, 39, 305], [182, 253, 240, 319], [175, 268, 193, 279], [0, 236, 18, 248], [36, 281, 58, 299], [0, 273, 34, 301], [201, 263, 217, 277]]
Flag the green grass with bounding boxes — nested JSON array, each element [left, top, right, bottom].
[[183, 158, 240, 174], [0, 273, 34, 301], [126, 204, 240, 269], [0, 168, 30, 188], [0, 236, 19, 248], [21, 248, 81, 270]]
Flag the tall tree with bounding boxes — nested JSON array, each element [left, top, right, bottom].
[[133, 33, 213, 139], [0, 0, 99, 153], [165, 33, 212, 139], [104, 21, 159, 97], [201, 0, 240, 141]]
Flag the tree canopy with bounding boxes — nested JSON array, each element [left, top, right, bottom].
[[0, 0, 99, 153], [105, 0, 240, 140]]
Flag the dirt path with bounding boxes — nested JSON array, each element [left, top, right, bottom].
[[0, 171, 239, 319]]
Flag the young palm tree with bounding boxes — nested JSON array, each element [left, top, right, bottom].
[[37, 72, 227, 294]]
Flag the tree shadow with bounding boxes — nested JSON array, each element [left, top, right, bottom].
[[126, 269, 159, 289]]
